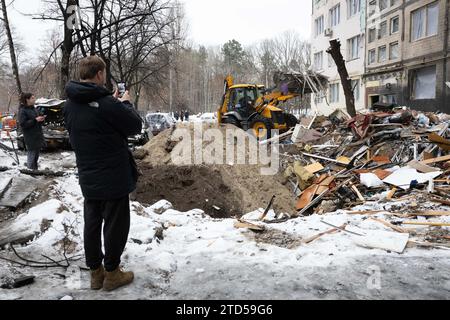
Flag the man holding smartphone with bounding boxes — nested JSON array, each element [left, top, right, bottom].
[[64, 56, 142, 292]]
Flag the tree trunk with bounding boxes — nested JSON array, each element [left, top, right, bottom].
[[59, 0, 77, 99], [327, 39, 356, 117], [1, 0, 22, 95]]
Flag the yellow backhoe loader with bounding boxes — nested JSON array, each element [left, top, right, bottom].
[[217, 72, 327, 139]]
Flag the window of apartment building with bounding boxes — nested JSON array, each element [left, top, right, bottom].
[[330, 83, 340, 103], [368, 0, 377, 17], [411, 2, 439, 41], [368, 49, 376, 64], [347, 0, 360, 18], [379, 0, 388, 11], [389, 42, 399, 60], [315, 15, 324, 36], [328, 53, 336, 67], [378, 46, 387, 62], [391, 16, 399, 34], [351, 79, 360, 101], [390, 0, 398, 7], [411, 65, 436, 99], [329, 4, 341, 27], [314, 51, 323, 70], [347, 35, 360, 60], [379, 21, 388, 38], [368, 28, 376, 43]]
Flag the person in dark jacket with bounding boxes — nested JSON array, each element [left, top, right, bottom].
[[17, 93, 45, 170], [64, 56, 142, 292]]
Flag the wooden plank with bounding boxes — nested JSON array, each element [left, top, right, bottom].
[[386, 187, 397, 200], [304, 162, 324, 174], [296, 184, 319, 210], [0, 176, 40, 208], [402, 221, 450, 227], [369, 217, 408, 233], [350, 182, 365, 202], [428, 133, 450, 151], [406, 211, 450, 216], [420, 155, 450, 165], [408, 160, 440, 173], [303, 224, 346, 244]]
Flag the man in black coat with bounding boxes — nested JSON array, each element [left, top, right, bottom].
[[64, 56, 142, 292], [17, 93, 45, 170]]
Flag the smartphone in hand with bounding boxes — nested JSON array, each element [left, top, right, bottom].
[[118, 83, 126, 98]]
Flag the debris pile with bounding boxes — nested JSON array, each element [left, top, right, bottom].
[[275, 108, 449, 218]]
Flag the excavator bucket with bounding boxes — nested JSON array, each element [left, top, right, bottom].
[[273, 71, 328, 96]]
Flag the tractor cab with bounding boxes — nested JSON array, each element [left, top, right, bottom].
[[226, 85, 258, 120]]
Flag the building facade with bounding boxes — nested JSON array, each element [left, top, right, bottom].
[[364, 0, 450, 113], [311, 0, 367, 115]]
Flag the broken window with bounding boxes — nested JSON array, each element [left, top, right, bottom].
[[378, 46, 387, 62], [347, 35, 360, 60], [329, 83, 340, 103], [368, 49, 376, 64], [391, 16, 399, 34], [389, 42, 399, 60], [411, 2, 439, 41], [411, 65, 436, 100]]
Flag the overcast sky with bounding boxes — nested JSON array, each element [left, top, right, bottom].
[[6, 0, 311, 61]]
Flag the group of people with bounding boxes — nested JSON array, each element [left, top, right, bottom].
[[16, 56, 143, 292], [173, 110, 190, 122]]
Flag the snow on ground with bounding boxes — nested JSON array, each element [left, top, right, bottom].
[[0, 150, 450, 299]]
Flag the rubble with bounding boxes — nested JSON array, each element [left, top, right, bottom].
[[276, 107, 450, 250]]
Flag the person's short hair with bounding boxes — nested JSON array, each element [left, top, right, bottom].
[[19, 92, 34, 105], [79, 55, 106, 80]]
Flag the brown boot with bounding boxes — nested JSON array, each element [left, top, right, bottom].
[[90, 265, 105, 290], [103, 267, 134, 292]]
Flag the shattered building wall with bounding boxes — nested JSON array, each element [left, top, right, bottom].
[[364, 0, 450, 113], [310, 0, 367, 115]]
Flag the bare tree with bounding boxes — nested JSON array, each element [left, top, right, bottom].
[[1, 0, 22, 95], [327, 39, 356, 117]]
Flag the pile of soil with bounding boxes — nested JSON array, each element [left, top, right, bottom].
[[136, 123, 296, 217]]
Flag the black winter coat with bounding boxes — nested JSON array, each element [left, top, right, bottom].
[[17, 104, 44, 151], [64, 81, 143, 200]]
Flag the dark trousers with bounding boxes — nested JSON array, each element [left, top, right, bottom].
[[26, 150, 40, 170], [84, 196, 130, 272]]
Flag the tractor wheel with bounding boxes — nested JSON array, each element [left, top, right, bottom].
[[285, 113, 299, 128], [249, 115, 274, 140], [223, 117, 241, 128]]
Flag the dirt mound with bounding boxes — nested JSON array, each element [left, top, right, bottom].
[[136, 164, 242, 218], [138, 124, 296, 217]]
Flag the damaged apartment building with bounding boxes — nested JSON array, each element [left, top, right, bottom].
[[311, 0, 367, 115], [311, 0, 450, 114], [365, 0, 450, 113]]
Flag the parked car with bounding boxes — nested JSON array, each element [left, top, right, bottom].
[[128, 118, 151, 147], [17, 98, 71, 151], [146, 113, 176, 136], [199, 112, 217, 124]]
